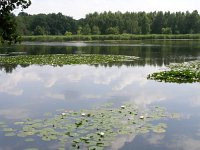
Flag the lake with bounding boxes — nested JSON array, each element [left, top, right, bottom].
[[0, 40, 200, 150]]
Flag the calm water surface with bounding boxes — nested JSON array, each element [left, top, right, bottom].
[[0, 40, 200, 150]]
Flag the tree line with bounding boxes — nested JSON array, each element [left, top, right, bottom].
[[15, 10, 200, 36]]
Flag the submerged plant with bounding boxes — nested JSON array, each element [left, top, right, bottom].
[[148, 60, 200, 83], [0, 54, 139, 66], [0, 103, 179, 150]]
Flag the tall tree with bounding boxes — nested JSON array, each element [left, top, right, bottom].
[[138, 12, 151, 34], [0, 0, 31, 43], [151, 11, 164, 34], [82, 24, 91, 35], [185, 10, 200, 33], [92, 26, 101, 35]]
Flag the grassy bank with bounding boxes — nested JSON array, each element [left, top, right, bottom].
[[21, 34, 200, 42]]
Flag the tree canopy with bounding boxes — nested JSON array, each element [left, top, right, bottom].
[[0, 0, 31, 43], [15, 10, 200, 36]]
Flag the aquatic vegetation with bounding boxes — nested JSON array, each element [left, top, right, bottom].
[[0, 54, 139, 66], [148, 60, 200, 83], [0, 104, 179, 150]]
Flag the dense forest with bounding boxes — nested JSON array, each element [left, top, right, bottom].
[[16, 10, 200, 36]]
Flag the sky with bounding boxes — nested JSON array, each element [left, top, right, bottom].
[[14, 0, 200, 19]]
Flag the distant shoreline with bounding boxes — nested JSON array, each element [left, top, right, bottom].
[[21, 34, 200, 42]]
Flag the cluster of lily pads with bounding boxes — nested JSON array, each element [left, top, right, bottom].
[[0, 104, 179, 150], [148, 60, 200, 83], [0, 54, 139, 66]]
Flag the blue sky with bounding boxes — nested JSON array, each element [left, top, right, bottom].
[[14, 0, 200, 19]]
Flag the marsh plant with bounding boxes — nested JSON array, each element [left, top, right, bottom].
[[0, 54, 139, 66], [148, 60, 200, 83], [0, 103, 179, 150]]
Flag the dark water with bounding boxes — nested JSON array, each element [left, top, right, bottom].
[[0, 40, 200, 150]]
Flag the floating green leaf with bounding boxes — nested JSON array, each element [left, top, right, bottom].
[[24, 148, 39, 150], [4, 132, 16, 137], [14, 122, 25, 125], [0, 54, 139, 66], [0, 104, 179, 149], [25, 138, 35, 142], [148, 60, 200, 83], [3, 128, 14, 132]]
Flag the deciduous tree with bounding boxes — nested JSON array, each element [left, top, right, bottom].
[[0, 0, 31, 43]]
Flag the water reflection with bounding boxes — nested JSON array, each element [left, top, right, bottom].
[[0, 64, 199, 117], [0, 41, 200, 150], [0, 40, 199, 69], [121, 118, 200, 150]]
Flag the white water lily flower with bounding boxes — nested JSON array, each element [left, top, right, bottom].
[[121, 105, 125, 109], [99, 132, 105, 136], [81, 113, 86, 116], [61, 113, 66, 116], [140, 115, 144, 119]]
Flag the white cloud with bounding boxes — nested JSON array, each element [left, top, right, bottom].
[[112, 73, 147, 91], [14, 0, 200, 19], [168, 136, 200, 150], [81, 94, 102, 99], [0, 68, 41, 96], [145, 134, 165, 145], [46, 92, 65, 100], [94, 68, 121, 85], [0, 108, 29, 120], [111, 134, 136, 150]]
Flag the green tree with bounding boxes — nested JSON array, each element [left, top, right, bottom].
[[0, 0, 31, 43], [161, 27, 172, 34], [77, 26, 82, 35], [34, 26, 46, 35], [65, 31, 72, 36], [151, 11, 164, 34], [92, 26, 101, 35], [138, 12, 151, 34], [106, 27, 119, 34], [82, 24, 91, 35], [185, 10, 200, 33]]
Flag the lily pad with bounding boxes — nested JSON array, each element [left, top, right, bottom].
[[4, 132, 16, 137], [148, 60, 200, 83], [0, 103, 178, 149], [0, 54, 139, 66], [24, 148, 39, 150], [25, 138, 35, 142], [14, 122, 25, 125], [3, 128, 15, 132]]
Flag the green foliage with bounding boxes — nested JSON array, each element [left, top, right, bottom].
[[34, 26, 46, 35], [77, 26, 82, 35], [82, 24, 91, 35], [0, 54, 139, 66], [92, 26, 101, 35], [162, 28, 172, 34], [65, 31, 72, 36], [0, 103, 179, 149], [15, 10, 200, 36], [148, 60, 200, 83], [0, 0, 31, 43], [138, 12, 151, 34], [106, 27, 119, 35]]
